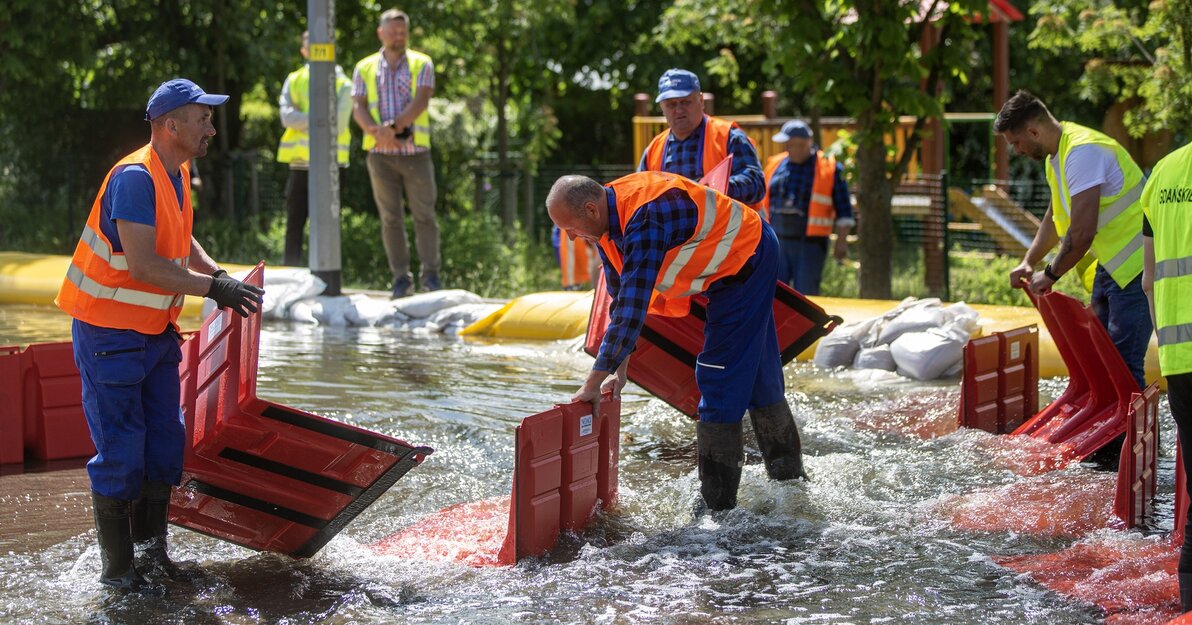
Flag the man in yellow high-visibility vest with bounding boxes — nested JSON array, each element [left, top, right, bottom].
[[276, 30, 353, 267], [995, 90, 1151, 391], [352, 8, 439, 298], [1141, 141, 1192, 613]]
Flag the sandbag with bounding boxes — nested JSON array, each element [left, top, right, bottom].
[[814, 318, 879, 368], [391, 289, 483, 319], [853, 344, 897, 371], [876, 298, 944, 345], [890, 326, 968, 380]]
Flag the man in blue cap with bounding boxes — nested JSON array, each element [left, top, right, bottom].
[[639, 68, 765, 205], [56, 78, 264, 594], [760, 120, 855, 295]]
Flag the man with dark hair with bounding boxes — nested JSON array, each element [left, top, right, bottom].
[[353, 8, 440, 298], [547, 171, 807, 513], [56, 78, 264, 593], [639, 68, 765, 205], [995, 89, 1151, 390]]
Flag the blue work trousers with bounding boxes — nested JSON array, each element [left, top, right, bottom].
[[777, 236, 829, 296], [72, 319, 185, 500], [1089, 267, 1152, 391], [696, 222, 786, 423]]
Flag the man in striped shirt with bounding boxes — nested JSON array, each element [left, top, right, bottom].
[[352, 8, 440, 298]]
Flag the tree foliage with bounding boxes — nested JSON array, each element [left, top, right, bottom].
[[656, 0, 987, 298], [1028, 0, 1192, 140]]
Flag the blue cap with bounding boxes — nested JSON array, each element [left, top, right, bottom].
[[145, 78, 229, 121], [772, 119, 812, 142], [655, 69, 700, 103]]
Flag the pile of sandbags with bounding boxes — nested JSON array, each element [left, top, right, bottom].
[[202, 268, 501, 335], [813, 297, 980, 380]]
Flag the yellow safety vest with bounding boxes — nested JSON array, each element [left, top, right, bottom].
[[1045, 121, 1146, 288], [355, 49, 432, 152], [1140, 142, 1192, 377], [276, 64, 353, 166]]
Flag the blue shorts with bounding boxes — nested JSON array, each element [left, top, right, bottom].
[[72, 319, 185, 500]]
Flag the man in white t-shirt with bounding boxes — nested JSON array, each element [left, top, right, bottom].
[[994, 90, 1151, 392]]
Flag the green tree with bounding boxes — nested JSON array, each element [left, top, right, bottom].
[[657, 0, 988, 298], [1028, 0, 1192, 141]]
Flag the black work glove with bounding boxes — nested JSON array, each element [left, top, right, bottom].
[[206, 269, 265, 318]]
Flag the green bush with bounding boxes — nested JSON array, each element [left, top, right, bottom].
[[820, 247, 1090, 306]]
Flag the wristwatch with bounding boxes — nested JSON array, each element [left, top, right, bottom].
[[1043, 263, 1062, 282]]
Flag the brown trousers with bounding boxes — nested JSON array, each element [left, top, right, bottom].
[[365, 150, 439, 284]]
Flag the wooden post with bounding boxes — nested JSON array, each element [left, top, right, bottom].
[[993, 20, 1010, 183], [634, 93, 650, 117], [702, 92, 714, 116], [761, 91, 777, 119]]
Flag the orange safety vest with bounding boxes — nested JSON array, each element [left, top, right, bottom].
[[559, 233, 595, 288], [761, 150, 838, 237], [643, 115, 736, 177], [56, 144, 193, 334], [599, 172, 762, 317]]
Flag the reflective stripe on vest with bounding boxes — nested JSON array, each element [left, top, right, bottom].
[[81, 225, 128, 271], [277, 64, 353, 165], [599, 171, 762, 317], [1045, 121, 1146, 287], [356, 50, 433, 151], [762, 150, 837, 236], [55, 144, 193, 333], [1140, 141, 1192, 376]]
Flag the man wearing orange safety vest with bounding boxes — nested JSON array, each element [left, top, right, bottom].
[[55, 79, 264, 595], [996, 90, 1151, 392], [761, 120, 855, 295], [547, 171, 807, 512], [639, 69, 765, 206], [552, 224, 598, 290]]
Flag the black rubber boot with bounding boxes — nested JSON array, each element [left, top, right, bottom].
[[91, 492, 165, 596], [1180, 573, 1192, 613], [131, 481, 195, 582], [748, 401, 808, 481], [696, 421, 744, 511]]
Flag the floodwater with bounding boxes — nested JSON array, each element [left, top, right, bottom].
[[0, 303, 1180, 624]]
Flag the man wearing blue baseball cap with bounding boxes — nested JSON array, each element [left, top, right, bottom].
[[638, 68, 765, 205], [56, 77, 263, 595], [760, 119, 855, 295]]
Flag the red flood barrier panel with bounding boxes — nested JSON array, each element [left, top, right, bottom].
[[172, 263, 432, 558], [374, 395, 620, 566], [0, 346, 24, 465], [0, 339, 94, 465], [1012, 291, 1138, 459], [1113, 385, 1161, 529], [958, 325, 1039, 434], [585, 276, 838, 418]]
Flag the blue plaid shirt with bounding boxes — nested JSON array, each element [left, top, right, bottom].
[[594, 187, 699, 373], [637, 117, 766, 204], [768, 149, 854, 239]]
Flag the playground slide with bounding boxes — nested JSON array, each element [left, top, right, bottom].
[[948, 185, 1040, 256]]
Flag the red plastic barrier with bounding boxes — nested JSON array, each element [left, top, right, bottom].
[[1012, 291, 1137, 459], [172, 263, 431, 557], [0, 346, 23, 465], [958, 325, 1039, 434], [21, 341, 92, 461], [375, 395, 620, 566], [585, 275, 837, 418], [1114, 385, 1161, 528], [700, 155, 731, 193]]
